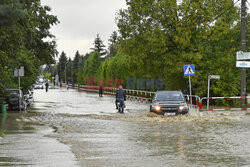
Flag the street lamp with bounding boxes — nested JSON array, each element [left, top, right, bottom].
[[71, 63, 74, 87], [65, 62, 68, 84]]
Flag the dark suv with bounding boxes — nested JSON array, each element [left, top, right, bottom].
[[150, 91, 189, 116], [5, 89, 27, 111]]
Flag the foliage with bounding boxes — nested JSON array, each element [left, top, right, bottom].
[[66, 58, 73, 83], [0, 0, 26, 26], [73, 51, 80, 84], [0, 0, 59, 92], [101, 51, 131, 85], [44, 72, 51, 81], [76, 54, 88, 85], [114, 0, 242, 97], [45, 0, 249, 108], [80, 52, 101, 84], [90, 34, 106, 56], [57, 51, 68, 82], [107, 31, 119, 58], [77, 70, 85, 86]]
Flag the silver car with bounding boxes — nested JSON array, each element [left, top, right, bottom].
[[34, 83, 44, 89]]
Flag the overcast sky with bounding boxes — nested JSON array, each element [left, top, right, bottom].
[[41, 0, 127, 59]]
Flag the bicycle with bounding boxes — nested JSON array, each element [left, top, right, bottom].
[[117, 100, 126, 113]]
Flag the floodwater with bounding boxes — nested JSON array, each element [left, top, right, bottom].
[[1, 88, 250, 167]]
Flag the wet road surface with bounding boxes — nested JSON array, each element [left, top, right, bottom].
[[1, 88, 250, 167]]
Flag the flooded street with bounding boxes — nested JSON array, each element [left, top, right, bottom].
[[1, 88, 250, 167]]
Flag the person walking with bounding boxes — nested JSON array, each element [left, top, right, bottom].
[[53, 78, 55, 87], [66, 82, 69, 90], [45, 81, 49, 92], [115, 85, 126, 113], [99, 83, 103, 97]]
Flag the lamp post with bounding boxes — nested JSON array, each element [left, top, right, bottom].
[[64, 62, 68, 84], [71, 62, 73, 87]]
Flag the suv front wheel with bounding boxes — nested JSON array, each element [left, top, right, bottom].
[[149, 105, 153, 112]]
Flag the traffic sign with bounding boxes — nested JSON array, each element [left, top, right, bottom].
[[236, 61, 250, 68], [209, 75, 220, 79], [236, 51, 250, 60], [14, 69, 18, 77], [19, 66, 24, 76], [184, 64, 195, 76], [14, 67, 24, 77]]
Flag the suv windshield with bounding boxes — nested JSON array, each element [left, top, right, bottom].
[[155, 92, 184, 101]]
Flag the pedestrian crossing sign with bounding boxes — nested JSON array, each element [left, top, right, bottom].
[[184, 64, 195, 76]]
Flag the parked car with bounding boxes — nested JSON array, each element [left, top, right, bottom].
[[34, 83, 44, 89], [5, 89, 27, 111], [150, 91, 189, 116], [23, 90, 34, 106]]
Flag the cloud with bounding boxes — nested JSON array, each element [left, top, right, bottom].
[[41, 0, 126, 58], [55, 38, 93, 58]]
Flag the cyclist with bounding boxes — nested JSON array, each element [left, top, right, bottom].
[[115, 85, 126, 113]]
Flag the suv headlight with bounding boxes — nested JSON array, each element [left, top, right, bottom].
[[154, 105, 161, 112], [179, 106, 185, 110], [178, 103, 188, 111]]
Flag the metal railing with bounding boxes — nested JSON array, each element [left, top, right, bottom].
[[63, 84, 250, 112], [64, 84, 155, 103], [199, 96, 250, 111]]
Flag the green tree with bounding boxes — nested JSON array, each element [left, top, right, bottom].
[[107, 31, 119, 58], [82, 52, 101, 84], [73, 51, 80, 84], [90, 34, 106, 56], [58, 51, 68, 82], [116, 0, 240, 97], [66, 58, 73, 84], [76, 54, 87, 85], [101, 51, 131, 87], [0, 0, 59, 92], [0, 0, 25, 26]]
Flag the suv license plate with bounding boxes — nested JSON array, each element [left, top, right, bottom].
[[164, 112, 176, 116]]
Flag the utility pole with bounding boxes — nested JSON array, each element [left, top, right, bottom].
[[71, 62, 73, 88], [65, 63, 67, 84], [241, 0, 247, 107]]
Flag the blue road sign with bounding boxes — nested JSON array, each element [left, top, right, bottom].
[[184, 64, 195, 76]]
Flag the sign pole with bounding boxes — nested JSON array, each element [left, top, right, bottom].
[[207, 76, 211, 111], [240, 0, 247, 108], [14, 67, 24, 112], [207, 75, 220, 111], [18, 68, 21, 112], [189, 76, 192, 105], [184, 64, 195, 105]]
